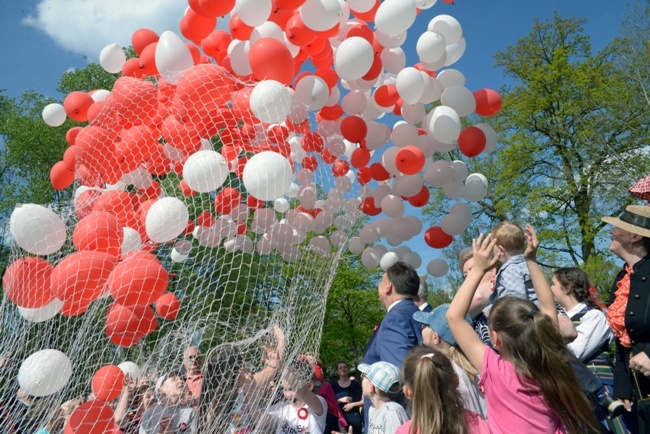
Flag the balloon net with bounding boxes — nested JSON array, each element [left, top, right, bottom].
[[2, 0, 501, 432]]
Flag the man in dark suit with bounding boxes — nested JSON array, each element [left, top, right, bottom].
[[362, 261, 423, 425], [414, 274, 433, 313]]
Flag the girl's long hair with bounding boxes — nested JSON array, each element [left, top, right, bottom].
[[448, 346, 479, 383], [402, 345, 469, 434], [489, 297, 601, 434]]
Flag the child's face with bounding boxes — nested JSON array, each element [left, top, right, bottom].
[[361, 375, 372, 398]]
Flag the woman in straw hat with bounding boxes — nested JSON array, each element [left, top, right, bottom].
[[602, 204, 650, 432]]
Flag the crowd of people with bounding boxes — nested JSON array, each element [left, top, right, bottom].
[[1, 204, 650, 434]]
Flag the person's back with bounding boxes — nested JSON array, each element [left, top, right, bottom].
[[368, 401, 408, 434], [484, 221, 536, 317]]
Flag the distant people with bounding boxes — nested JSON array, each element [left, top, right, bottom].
[[331, 362, 363, 434], [182, 347, 203, 404], [603, 205, 650, 431], [447, 228, 601, 433], [139, 371, 196, 434], [413, 275, 432, 312], [358, 361, 407, 434], [396, 346, 489, 434], [362, 261, 422, 425], [413, 304, 487, 420]]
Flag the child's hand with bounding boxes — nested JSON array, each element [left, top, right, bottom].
[[472, 233, 499, 272], [523, 224, 539, 261]]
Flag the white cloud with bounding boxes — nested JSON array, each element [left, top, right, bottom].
[[23, 0, 188, 61]]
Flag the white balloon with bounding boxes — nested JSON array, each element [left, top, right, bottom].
[[42, 103, 66, 127], [99, 43, 126, 74], [380, 251, 399, 270], [118, 361, 142, 379], [121, 227, 143, 255], [300, 0, 342, 31], [10, 204, 66, 256], [365, 121, 392, 150], [381, 195, 404, 219], [347, 0, 375, 12], [414, 0, 437, 9], [441, 213, 468, 235], [146, 197, 189, 243], [445, 37, 466, 67], [463, 174, 488, 202], [391, 121, 418, 147], [393, 174, 423, 197], [334, 37, 374, 81], [243, 151, 294, 201], [250, 80, 293, 124], [427, 14, 462, 44], [442, 181, 464, 200], [90, 89, 111, 102], [18, 349, 72, 397], [294, 75, 330, 111], [359, 225, 379, 244], [401, 102, 425, 124], [229, 40, 252, 76], [17, 298, 63, 323], [182, 150, 229, 193], [155, 31, 194, 85], [396, 67, 425, 104], [436, 68, 466, 88], [375, 30, 407, 49], [381, 47, 407, 74], [342, 91, 368, 115], [403, 251, 422, 269], [427, 259, 449, 277], [361, 247, 381, 269], [251, 21, 284, 43], [450, 202, 472, 221], [374, 244, 388, 257], [348, 237, 365, 254], [235, 0, 272, 26], [426, 105, 461, 144], [257, 234, 274, 254], [416, 31, 446, 64], [171, 239, 192, 262], [451, 160, 469, 181], [440, 86, 476, 117], [274, 198, 290, 213], [310, 236, 331, 255], [375, 0, 417, 36]]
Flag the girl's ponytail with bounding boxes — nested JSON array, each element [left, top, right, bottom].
[[402, 346, 467, 434]]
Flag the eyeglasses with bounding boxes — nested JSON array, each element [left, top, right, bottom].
[[186, 355, 201, 361]]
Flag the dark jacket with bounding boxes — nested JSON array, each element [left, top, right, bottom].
[[609, 254, 650, 400]]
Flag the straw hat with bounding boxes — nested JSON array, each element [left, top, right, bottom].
[[602, 205, 650, 239]]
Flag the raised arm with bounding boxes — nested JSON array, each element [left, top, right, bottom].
[[447, 234, 499, 371], [523, 224, 557, 326], [252, 324, 285, 387]]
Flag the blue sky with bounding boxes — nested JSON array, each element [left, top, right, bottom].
[[0, 0, 634, 278]]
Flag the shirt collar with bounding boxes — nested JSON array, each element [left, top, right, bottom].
[[387, 299, 406, 312]]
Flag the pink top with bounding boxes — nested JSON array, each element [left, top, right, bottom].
[[395, 410, 490, 434], [479, 347, 563, 433]]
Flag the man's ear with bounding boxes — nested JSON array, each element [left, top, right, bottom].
[[432, 331, 441, 346]]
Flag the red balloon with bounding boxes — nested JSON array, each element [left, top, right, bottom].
[[3, 257, 54, 308], [172, 64, 236, 122], [269, 4, 294, 28], [51, 251, 118, 307], [332, 160, 350, 177], [302, 155, 319, 171], [92, 365, 124, 402], [352, 0, 380, 20], [137, 42, 159, 77], [284, 14, 316, 46], [108, 77, 159, 127], [67, 401, 115, 434], [117, 125, 160, 171], [180, 9, 217, 43], [107, 256, 169, 307], [319, 105, 344, 121], [350, 148, 371, 168], [121, 57, 145, 78], [473, 88, 502, 116], [424, 226, 453, 249], [315, 68, 339, 89], [321, 148, 337, 164], [66, 126, 83, 146], [369, 162, 390, 181], [161, 115, 201, 154], [407, 185, 430, 207], [301, 132, 325, 153], [276, 0, 306, 9], [229, 13, 254, 40], [86, 101, 105, 122], [64, 91, 94, 122], [138, 180, 163, 200], [340, 116, 368, 143], [362, 54, 383, 81], [361, 197, 381, 216], [155, 292, 181, 321], [395, 145, 426, 175], [195, 211, 215, 227], [458, 126, 487, 157], [198, 0, 235, 17], [357, 166, 371, 185], [131, 28, 159, 56], [92, 190, 141, 228], [214, 187, 242, 215], [50, 161, 75, 190], [249, 38, 295, 85], [73, 212, 124, 256], [247, 196, 266, 209], [201, 30, 231, 61], [374, 84, 399, 107]]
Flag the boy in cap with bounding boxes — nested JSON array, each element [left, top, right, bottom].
[[139, 371, 196, 434], [358, 361, 407, 434]]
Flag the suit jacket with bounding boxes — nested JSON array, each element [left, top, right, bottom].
[[609, 254, 650, 400], [363, 298, 423, 369], [420, 302, 433, 313]]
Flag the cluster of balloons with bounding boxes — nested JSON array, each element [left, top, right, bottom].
[[9, 0, 503, 403]]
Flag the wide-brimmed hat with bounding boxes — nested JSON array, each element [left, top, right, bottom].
[[602, 205, 650, 239]]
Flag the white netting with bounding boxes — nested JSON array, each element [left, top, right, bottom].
[[2, 1, 500, 432]]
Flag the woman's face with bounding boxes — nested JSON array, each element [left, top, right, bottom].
[[609, 227, 637, 256], [337, 363, 348, 377], [550, 275, 566, 301]]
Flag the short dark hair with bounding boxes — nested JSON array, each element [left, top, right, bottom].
[[386, 261, 420, 297]]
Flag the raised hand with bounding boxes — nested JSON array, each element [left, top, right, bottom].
[[471, 233, 499, 272], [523, 224, 539, 261]]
